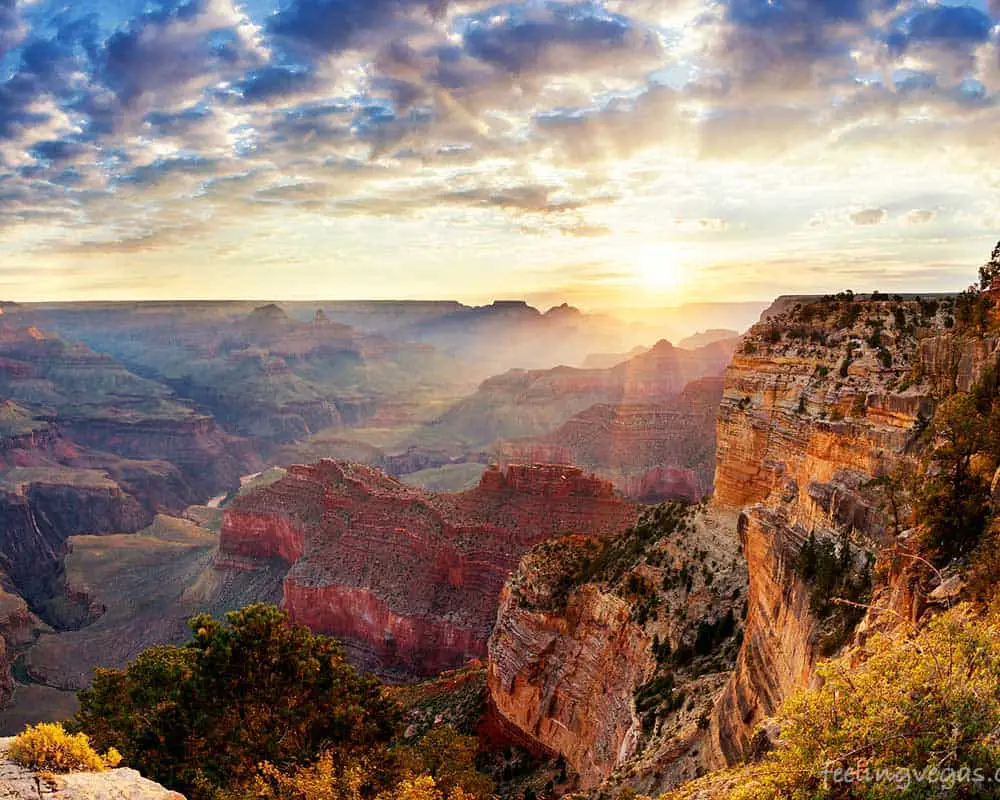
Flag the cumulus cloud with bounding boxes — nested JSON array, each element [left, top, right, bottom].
[[101, 0, 266, 115], [0, 0, 24, 58], [1, 0, 999, 297]]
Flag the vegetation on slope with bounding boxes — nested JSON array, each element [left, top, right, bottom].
[[71, 604, 495, 800], [664, 606, 1000, 800]]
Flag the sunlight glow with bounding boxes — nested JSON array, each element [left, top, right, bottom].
[[634, 243, 690, 296]]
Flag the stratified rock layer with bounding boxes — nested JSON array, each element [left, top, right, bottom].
[[707, 298, 997, 765], [486, 507, 746, 792], [220, 461, 637, 676]]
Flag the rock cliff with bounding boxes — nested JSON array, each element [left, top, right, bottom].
[[486, 504, 746, 792], [706, 294, 992, 765], [483, 294, 998, 793], [426, 341, 733, 452], [503, 377, 724, 502], [220, 461, 637, 678]]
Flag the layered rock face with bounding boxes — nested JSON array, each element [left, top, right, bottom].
[[707, 296, 994, 764], [23, 302, 474, 452], [504, 377, 724, 502], [0, 474, 151, 609], [486, 506, 746, 792], [488, 582, 652, 786], [0, 322, 253, 507], [434, 341, 733, 453], [220, 461, 637, 677]]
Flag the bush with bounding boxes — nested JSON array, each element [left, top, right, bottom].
[[730, 606, 1000, 800], [9, 723, 122, 774]]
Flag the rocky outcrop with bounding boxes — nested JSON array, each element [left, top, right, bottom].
[[0, 475, 152, 614], [486, 507, 746, 792], [428, 341, 733, 451], [703, 509, 816, 765], [60, 416, 250, 506], [0, 738, 183, 799], [487, 583, 653, 787], [220, 461, 637, 677]]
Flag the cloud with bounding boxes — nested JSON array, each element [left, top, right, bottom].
[[889, 5, 993, 52], [269, 0, 442, 56], [850, 207, 888, 226], [709, 0, 868, 94], [904, 209, 937, 225], [462, 2, 661, 75], [0, 0, 24, 58], [101, 0, 266, 115]]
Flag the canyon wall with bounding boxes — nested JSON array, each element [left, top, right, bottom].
[[708, 298, 998, 764], [482, 296, 1000, 793], [486, 506, 746, 792], [220, 461, 637, 677]]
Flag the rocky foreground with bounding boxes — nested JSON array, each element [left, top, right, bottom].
[[0, 739, 181, 799]]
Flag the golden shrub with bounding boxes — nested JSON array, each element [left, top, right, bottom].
[[9, 723, 122, 773]]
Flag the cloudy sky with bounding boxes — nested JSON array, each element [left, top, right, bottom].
[[0, 0, 998, 308]]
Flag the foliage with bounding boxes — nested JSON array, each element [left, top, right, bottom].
[[247, 726, 492, 800], [9, 723, 122, 774], [915, 393, 993, 562], [74, 604, 402, 798], [955, 285, 993, 331], [394, 726, 495, 799], [793, 531, 871, 655], [978, 239, 1000, 289], [729, 607, 1000, 800]]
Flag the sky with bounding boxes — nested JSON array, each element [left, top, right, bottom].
[[0, 0, 998, 308]]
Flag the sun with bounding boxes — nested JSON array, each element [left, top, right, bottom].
[[634, 243, 688, 294]]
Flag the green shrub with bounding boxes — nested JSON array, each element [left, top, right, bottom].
[[74, 605, 401, 798]]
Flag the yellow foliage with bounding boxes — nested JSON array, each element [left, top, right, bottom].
[[728, 605, 1000, 800], [252, 752, 367, 800], [9, 723, 122, 774], [381, 775, 443, 800]]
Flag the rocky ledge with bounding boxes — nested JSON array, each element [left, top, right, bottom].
[[0, 739, 182, 799]]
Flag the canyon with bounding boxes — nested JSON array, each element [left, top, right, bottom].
[[479, 293, 991, 793], [219, 461, 638, 677], [3, 292, 962, 798], [502, 376, 725, 502]]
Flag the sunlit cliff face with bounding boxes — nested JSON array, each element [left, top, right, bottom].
[[0, 0, 997, 305]]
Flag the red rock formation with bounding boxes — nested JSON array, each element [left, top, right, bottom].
[[503, 377, 724, 501], [484, 508, 746, 792], [220, 461, 637, 677], [487, 582, 654, 787]]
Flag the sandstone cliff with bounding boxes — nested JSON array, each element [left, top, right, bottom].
[[220, 461, 637, 678], [706, 294, 994, 765], [482, 295, 997, 794], [486, 504, 746, 792], [503, 377, 724, 502], [425, 340, 734, 452]]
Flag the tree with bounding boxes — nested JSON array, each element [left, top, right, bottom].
[[74, 604, 402, 798], [916, 394, 992, 561], [978, 239, 1000, 289]]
